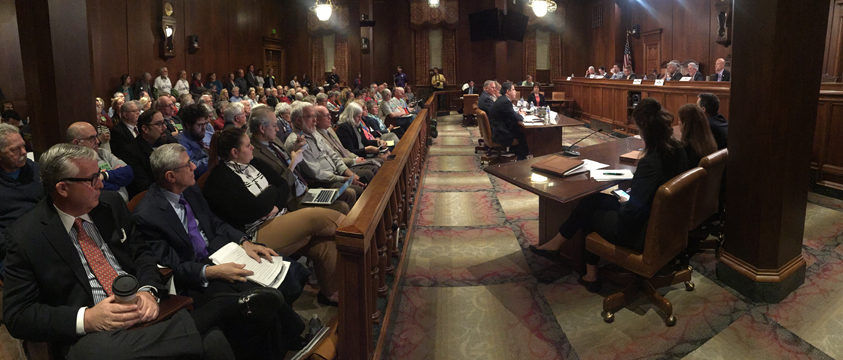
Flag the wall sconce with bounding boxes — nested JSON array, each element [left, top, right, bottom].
[[312, 0, 333, 22], [529, 0, 557, 18]]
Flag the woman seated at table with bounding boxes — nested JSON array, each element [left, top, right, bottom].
[[526, 84, 546, 107], [530, 98, 688, 292], [677, 103, 718, 167], [203, 127, 345, 305], [335, 102, 389, 158]]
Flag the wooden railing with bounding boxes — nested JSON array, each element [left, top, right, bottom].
[[335, 93, 437, 360]]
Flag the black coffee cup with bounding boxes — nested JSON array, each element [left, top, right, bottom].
[[112, 274, 139, 303]]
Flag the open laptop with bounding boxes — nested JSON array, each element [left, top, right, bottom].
[[301, 177, 353, 205]]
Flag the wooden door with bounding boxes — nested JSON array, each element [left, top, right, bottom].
[[642, 29, 663, 76]]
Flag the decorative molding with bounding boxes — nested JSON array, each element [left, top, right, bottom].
[[718, 249, 806, 283]]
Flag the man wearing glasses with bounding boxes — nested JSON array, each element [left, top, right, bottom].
[[3, 143, 230, 359], [0, 123, 43, 278], [67, 122, 134, 201], [123, 110, 176, 198]]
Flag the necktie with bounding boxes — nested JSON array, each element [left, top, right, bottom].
[[74, 218, 119, 296], [179, 196, 209, 259], [131, 126, 138, 137], [269, 142, 308, 187]]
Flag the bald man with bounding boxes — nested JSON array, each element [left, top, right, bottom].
[[66, 122, 134, 201], [710, 58, 731, 82]]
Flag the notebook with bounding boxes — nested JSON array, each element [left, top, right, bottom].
[[301, 177, 353, 205], [530, 155, 585, 177], [620, 150, 643, 162]]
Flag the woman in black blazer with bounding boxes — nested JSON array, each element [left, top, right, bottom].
[[526, 84, 546, 107], [334, 102, 384, 158], [202, 127, 345, 304], [530, 98, 688, 291]]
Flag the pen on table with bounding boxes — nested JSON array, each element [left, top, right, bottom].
[[603, 172, 625, 176]]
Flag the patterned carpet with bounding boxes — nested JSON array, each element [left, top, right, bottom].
[[379, 114, 843, 359]]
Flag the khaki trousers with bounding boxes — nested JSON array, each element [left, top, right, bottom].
[[256, 207, 345, 295]]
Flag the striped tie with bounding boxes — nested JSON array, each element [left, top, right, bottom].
[[74, 218, 119, 296]]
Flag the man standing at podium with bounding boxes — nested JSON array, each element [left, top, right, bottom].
[[489, 82, 529, 160]]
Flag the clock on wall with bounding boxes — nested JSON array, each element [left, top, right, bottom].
[[161, 0, 176, 58]]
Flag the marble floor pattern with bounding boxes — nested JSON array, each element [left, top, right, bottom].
[[379, 114, 843, 359]]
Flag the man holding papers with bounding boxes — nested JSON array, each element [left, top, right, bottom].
[[489, 81, 530, 160], [132, 144, 310, 358]]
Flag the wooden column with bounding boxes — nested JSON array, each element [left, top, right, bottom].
[[16, 0, 94, 153], [717, 0, 829, 302]]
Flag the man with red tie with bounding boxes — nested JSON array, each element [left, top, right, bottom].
[[2, 143, 229, 359]]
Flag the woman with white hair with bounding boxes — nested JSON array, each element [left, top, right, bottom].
[[334, 102, 386, 158], [274, 102, 293, 142]]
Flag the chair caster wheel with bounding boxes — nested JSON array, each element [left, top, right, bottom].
[[665, 315, 676, 326], [601, 311, 614, 323], [685, 281, 695, 291]]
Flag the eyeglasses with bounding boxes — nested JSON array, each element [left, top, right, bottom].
[[149, 121, 166, 128], [59, 172, 103, 187], [169, 161, 193, 172]]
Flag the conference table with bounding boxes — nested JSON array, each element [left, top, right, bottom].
[[484, 136, 643, 270], [518, 112, 584, 157]]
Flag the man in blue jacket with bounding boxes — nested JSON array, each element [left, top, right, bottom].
[[67, 122, 134, 201]]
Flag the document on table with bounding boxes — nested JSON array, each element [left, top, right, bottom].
[[209, 242, 290, 288], [566, 159, 610, 176], [591, 169, 634, 181]]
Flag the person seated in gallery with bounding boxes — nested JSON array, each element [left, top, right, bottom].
[[478, 80, 497, 114], [176, 104, 211, 179], [132, 143, 312, 358], [488, 81, 529, 160], [122, 109, 177, 198], [526, 84, 546, 107], [315, 104, 381, 183], [530, 98, 688, 292], [201, 129, 344, 306], [336, 102, 392, 159], [697, 93, 728, 149], [520, 75, 535, 87], [677, 104, 718, 167], [360, 100, 400, 144]]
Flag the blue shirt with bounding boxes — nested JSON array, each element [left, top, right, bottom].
[[177, 132, 209, 178]]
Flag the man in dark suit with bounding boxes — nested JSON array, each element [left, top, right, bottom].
[[463, 80, 479, 95], [709, 57, 731, 82], [667, 60, 684, 81], [622, 65, 637, 80], [688, 62, 705, 81], [698, 93, 728, 149], [122, 110, 175, 198], [488, 81, 529, 160], [478, 80, 497, 114], [2, 143, 229, 359], [132, 143, 309, 358], [109, 100, 141, 162]]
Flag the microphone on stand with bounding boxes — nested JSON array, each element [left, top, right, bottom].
[[562, 128, 603, 156]]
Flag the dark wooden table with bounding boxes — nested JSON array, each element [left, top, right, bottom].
[[518, 113, 584, 157], [484, 137, 644, 269]]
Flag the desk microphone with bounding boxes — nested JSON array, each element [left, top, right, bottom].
[[563, 128, 603, 156]]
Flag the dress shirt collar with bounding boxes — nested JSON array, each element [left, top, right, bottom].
[[54, 205, 93, 233], [161, 188, 183, 208]]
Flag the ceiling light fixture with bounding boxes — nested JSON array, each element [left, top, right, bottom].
[[529, 0, 557, 18], [312, 0, 333, 22], [428, 0, 440, 8]]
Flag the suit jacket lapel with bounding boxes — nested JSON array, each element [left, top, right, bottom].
[[40, 203, 91, 292], [151, 186, 192, 249]]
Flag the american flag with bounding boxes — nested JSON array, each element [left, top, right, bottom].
[[623, 35, 633, 72]]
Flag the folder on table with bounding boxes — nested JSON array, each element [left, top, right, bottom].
[[620, 150, 643, 163], [530, 155, 585, 177]]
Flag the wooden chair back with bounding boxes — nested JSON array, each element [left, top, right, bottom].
[[127, 190, 148, 212], [639, 167, 706, 275], [552, 91, 566, 101], [462, 94, 479, 114], [476, 109, 501, 148], [691, 149, 728, 228]]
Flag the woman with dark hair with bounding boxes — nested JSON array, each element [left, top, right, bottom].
[[526, 84, 546, 107], [115, 74, 134, 100], [202, 127, 345, 305], [678, 103, 717, 167], [530, 98, 688, 291]]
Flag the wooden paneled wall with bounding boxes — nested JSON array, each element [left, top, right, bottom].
[[0, 0, 26, 116]]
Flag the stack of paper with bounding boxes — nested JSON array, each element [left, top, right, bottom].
[[591, 169, 634, 181], [209, 242, 291, 288]]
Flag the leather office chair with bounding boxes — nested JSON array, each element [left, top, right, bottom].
[[688, 149, 728, 254], [462, 94, 479, 126], [585, 167, 706, 326], [475, 109, 515, 165]]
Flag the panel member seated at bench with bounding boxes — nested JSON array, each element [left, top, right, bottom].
[[530, 98, 688, 292], [488, 81, 529, 160]]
